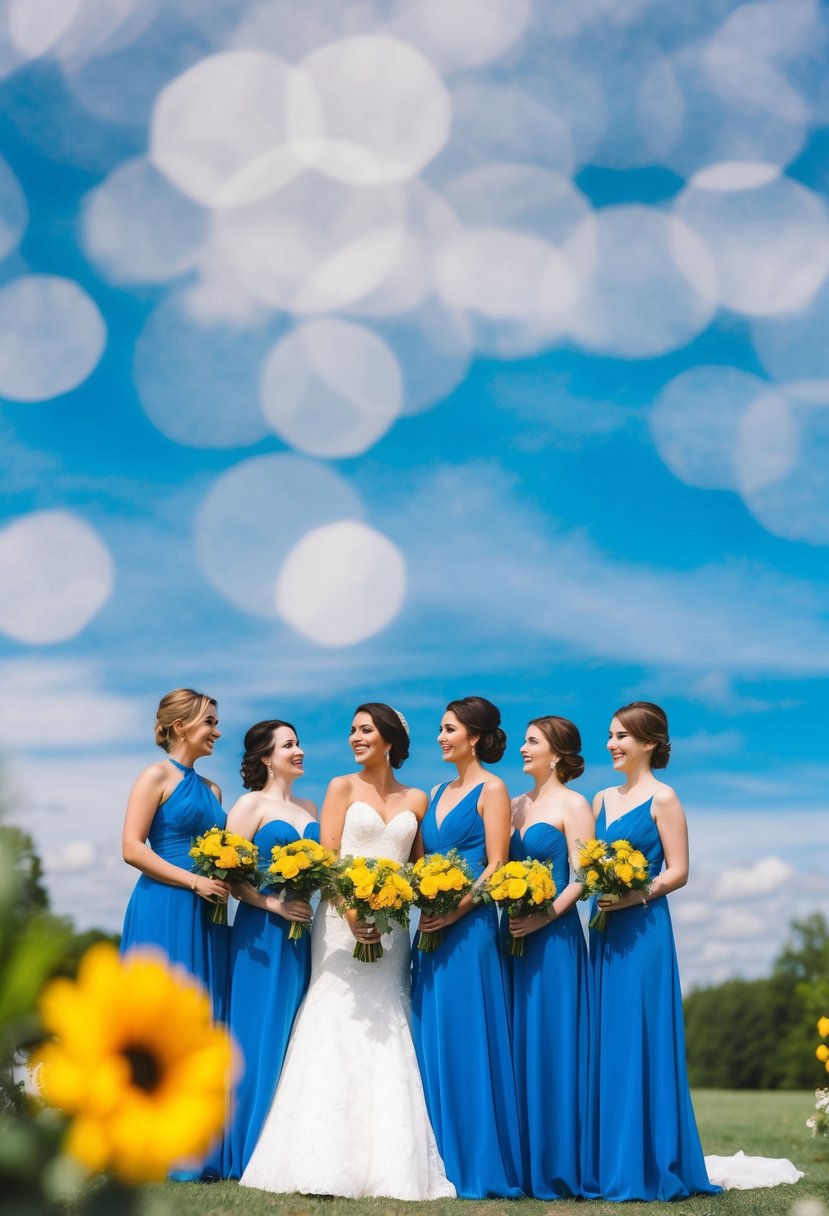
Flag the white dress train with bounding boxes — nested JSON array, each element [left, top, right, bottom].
[[704, 1152, 804, 1190], [240, 802, 455, 1200]]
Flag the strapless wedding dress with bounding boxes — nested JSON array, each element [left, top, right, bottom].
[[240, 802, 455, 1200]]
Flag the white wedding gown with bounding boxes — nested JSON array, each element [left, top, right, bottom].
[[240, 802, 456, 1200]]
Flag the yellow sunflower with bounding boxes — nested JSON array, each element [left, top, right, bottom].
[[33, 943, 234, 1184]]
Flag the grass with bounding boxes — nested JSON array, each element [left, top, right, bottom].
[[138, 1091, 829, 1216]]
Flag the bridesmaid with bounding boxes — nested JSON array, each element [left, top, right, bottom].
[[121, 688, 230, 1021], [507, 716, 594, 1199], [223, 719, 318, 1178], [411, 695, 523, 1199], [585, 701, 720, 1201]]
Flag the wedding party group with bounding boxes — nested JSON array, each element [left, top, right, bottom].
[[119, 688, 720, 1203]]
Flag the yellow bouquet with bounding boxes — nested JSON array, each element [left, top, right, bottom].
[[189, 825, 258, 924], [334, 855, 415, 962], [478, 858, 557, 956], [411, 849, 475, 953], [576, 837, 650, 931], [264, 837, 336, 940]]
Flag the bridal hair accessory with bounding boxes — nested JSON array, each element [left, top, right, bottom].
[[392, 708, 409, 737]]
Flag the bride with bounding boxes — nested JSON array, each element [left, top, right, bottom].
[[240, 703, 455, 1200]]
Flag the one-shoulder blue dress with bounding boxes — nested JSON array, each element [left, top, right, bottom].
[[411, 783, 523, 1199], [584, 798, 720, 1201], [224, 820, 320, 1178], [120, 758, 230, 1022], [508, 822, 589, 1198]]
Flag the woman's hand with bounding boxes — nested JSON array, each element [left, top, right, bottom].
[[344, 907, 380, 943], [267, 895, 313, 925], [418, 909, 462, 933], [508, 910, 553, 937], [193, 876, 231, 904], [597, 891, 646, 913]]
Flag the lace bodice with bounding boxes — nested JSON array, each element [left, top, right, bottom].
[[339, 801, 417, 863]]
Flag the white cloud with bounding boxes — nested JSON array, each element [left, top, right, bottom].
[[0, 659, 144, 749], [400, 463, 829, 675], [44, 839, 97, 873], [713, 856, 795, 900]]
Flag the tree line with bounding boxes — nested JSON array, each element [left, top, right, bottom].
[[684, 912, 829, 1089]]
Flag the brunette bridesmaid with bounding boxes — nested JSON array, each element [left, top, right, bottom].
[[223, 719, 318, 1177], [411, 696, 523, 1198], [507, 715, 594, 1198], [584, 701, 719, 1201]]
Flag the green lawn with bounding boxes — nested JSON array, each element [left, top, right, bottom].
[[139, 1091, 828, 1216]]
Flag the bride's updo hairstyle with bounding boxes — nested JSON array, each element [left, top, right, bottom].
[[446, 696, 507, 763], [241, 719, 298, 790], [614, 701, 671, 770], [531, 716, 585, 783], [154, 688, 216, 752], [355, 702, 410, 769]]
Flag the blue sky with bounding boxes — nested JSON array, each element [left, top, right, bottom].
[[1, 0, 828, 989]]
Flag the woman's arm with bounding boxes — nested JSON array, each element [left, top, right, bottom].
[[319, 776, 351, 853], [122, 765, 229, 903]]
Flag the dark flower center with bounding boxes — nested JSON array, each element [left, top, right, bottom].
[[123, 1046, 161, 1092]]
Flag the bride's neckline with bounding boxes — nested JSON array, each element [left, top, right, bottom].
[[346, 800, 416, 828]]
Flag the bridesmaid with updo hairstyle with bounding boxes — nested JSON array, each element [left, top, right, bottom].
[[121, 689, 230, 1019], [222, 719, 318, 1178], [584, 701, 720, 1201], [411, 696, 523, 1199], [508, 715, 594, 1198]]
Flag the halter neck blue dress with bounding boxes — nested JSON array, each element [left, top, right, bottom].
[[411, 782, 523, 1199], [224, 819, 320, 1178], [507, 821, 589, 1198], [584, 797, 720, 1201], [120, 758, 230, 1021]]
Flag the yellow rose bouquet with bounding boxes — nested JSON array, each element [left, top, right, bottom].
[[334, 855, 415, 962], [411, 849, 475, 952], [264, 837, 337, 940], [576, 837, 650, 930], [189, 825, 258, 924], [478, 859, 557, 956]]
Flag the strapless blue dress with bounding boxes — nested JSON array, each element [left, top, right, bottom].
[[411, 783, 523, 1198], [120, 758, 230, 1021], [507, 823, 589, 1198], [224, 820, 320, 1178], [584, 798, 720, 1200]]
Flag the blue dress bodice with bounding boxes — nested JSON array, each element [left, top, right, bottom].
[[509, 820, 569, 892], [255, 816, 320, 862], [596, 797, 663, 872], [421, 782, 486, 876], [148, 758, 224, 867]]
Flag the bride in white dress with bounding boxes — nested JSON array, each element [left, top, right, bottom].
[[240, 703, 455, 1200]]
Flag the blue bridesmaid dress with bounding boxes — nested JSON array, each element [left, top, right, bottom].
[[411, 783, 523, 1199], [508, 823, 589, 1198], [120, 757, 230, 1022], [585, 798, 720, 1201], [224, 821, 320, 1178]]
